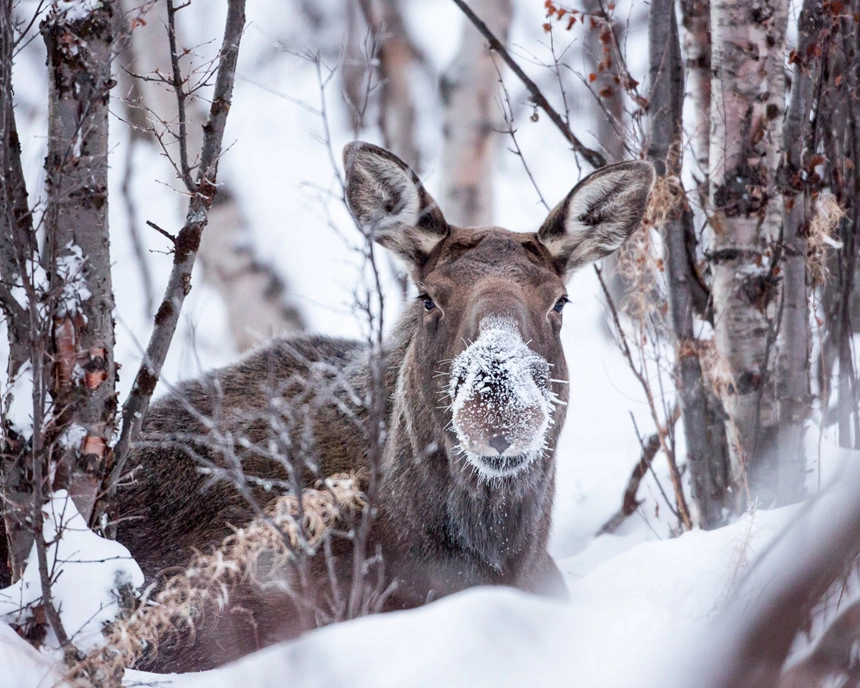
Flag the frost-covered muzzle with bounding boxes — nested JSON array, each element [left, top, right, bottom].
[[449, 318, 558, 480]]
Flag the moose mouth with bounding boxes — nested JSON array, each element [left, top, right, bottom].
[[468, 451, 532, 479]]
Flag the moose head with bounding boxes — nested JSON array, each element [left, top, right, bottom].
[[344, 142, 654, 485]]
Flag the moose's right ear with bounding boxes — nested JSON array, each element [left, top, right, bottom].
[[344, 142, 448, 267]]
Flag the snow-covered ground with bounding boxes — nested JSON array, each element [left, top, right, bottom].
[[2, 1, 858, 686]]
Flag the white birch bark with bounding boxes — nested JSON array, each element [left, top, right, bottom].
[[681, 0, 711, 185], [43, 0, 117, 523], [708, 0, 788, 506]]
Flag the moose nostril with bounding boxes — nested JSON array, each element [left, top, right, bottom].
[[488, 434, 511, 456], [530, 361, 550, 387]]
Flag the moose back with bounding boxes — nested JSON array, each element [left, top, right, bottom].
[[117, 142, 654, 671]]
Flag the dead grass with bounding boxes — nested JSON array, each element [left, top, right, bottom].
[[805, 192, 844, 286], [67, 473, 364, 687]]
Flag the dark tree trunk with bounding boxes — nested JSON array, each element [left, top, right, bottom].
[[819, 2, 860, 450], [648, 0, 730, 527], [0, 0, 37, 584], [775, 0, 824, 504]]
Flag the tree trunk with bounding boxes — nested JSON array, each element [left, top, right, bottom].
[[648, 0, 729, 527], [442, 0, 512, 226], [819, 4, 860, 450], [583, 0, 631, 307], [42, 1, 117, 524], [583, 0, 625, 163], [680, 0, 710, 197], [0, 0, 38, 584], [775, 0, 824, 504], [707, 0, 788, 508], [354, 0, 423, 171]]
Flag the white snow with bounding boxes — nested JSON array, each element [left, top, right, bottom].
[[0, 491, 144, 654], [3, 361, 34, 435], [0, 622, 69, 688], [121, 501, 806, 688], [56, 0, 101, 22], [55, 241, 92, 317]]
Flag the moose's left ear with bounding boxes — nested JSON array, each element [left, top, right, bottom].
[[537, 161, 655, 280]]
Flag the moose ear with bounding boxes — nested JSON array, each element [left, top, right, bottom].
[[537, 161, 655, 280], [343, 142, 448, 267]]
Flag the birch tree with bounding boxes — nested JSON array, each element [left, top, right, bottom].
[[707, 0, 789, 507], [1, 0, 118, 588]]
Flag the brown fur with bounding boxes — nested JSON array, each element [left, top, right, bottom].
[[115, 143, 654, 671]]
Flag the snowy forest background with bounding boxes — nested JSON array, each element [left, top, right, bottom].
[[2, 0, 860, 686]]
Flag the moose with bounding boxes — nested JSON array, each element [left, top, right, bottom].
[[116, 142, 654, 671]]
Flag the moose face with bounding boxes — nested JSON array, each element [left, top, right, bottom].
[[417, 228, 568, 479], [344, 142, 654, 481]]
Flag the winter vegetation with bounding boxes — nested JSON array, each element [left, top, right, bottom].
[[1, 0, 860, 686]]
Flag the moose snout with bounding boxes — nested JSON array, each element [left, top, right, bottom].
[[448, 319, 555, 477]]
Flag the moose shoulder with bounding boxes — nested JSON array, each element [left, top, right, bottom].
[[116, 142, 654, 671]]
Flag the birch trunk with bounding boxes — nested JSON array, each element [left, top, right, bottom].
[[583, 0, 629, 306], [583, 0, 624, 163], [775, 0, 822, 504], [42, 1, 117, 523], [356, 0, 423, 171], [442, 0, 512, 226], [648, 0, 729, 527], [707, 0, 788, 507]]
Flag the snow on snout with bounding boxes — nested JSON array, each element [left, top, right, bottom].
[[449, 318, 558, 479]]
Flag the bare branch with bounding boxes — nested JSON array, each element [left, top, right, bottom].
[[597, 432, 661, 535], [450, 0, 607, 169], [165, 0, 194, 189], [595, 265, 692, 529], [97, 0, 248, 532]]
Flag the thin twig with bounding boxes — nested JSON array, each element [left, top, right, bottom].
[[597, 431, 661, 535], [450, 0, 606, 169], [145, 219, 176, 245], [595, 264, 693, 529], [166, 0, 194, 190]]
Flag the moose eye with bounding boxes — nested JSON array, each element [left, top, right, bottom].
[[420, 295, 436, 311], [553, 296, 569, 314]]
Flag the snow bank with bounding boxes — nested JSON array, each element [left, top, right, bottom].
[[129, 504, 798, 688], [0, 491, 144, 654], [0, 622, 69, 688]]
